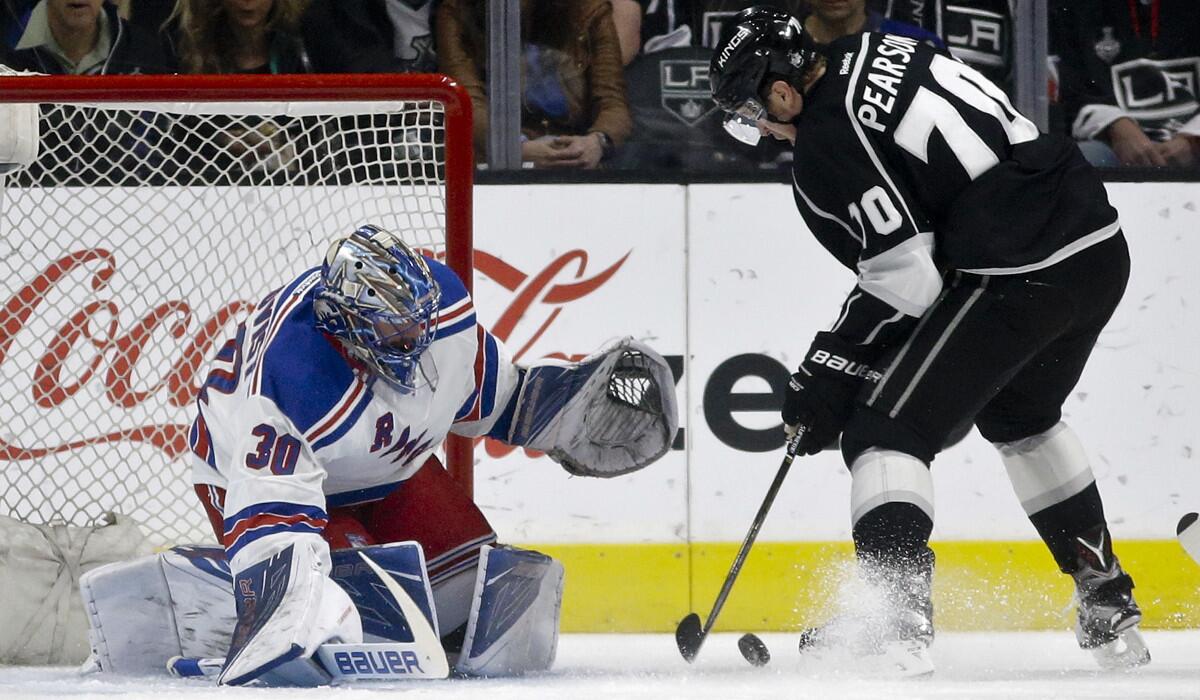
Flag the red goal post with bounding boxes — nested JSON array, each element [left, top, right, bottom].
[[0, 73, 476, 547]]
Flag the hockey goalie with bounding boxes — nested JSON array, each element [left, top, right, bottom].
[[78, 225, 678, 685]]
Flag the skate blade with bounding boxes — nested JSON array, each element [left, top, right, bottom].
[[1089, 628, 1151, 670], [881, 638, 934, 677]]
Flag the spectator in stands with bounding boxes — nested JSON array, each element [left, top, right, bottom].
[[174, 0, 310, 73], [635, 1, 805, 54], [610, 0, 641, 65], [1051, 2, 1200, 169], [803, 0, 944, 49], [437, 0, 632, 168], [171, 0, 395, 74], [1, 0, 36, 52], [882, 0, 1011, 90], [3, 0, 171, 74], [382, 0, 436, 73]]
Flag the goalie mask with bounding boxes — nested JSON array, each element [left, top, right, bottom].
[[709, 7, 817, 146], [314, 225, 441, 393]]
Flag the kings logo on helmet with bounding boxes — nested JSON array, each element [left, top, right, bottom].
[[716, 25, 752, 69]]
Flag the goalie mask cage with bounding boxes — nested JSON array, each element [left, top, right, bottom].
[[0, 73, 476, 547]]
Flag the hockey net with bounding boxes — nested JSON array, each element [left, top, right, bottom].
[[0, 74, 475, 548]]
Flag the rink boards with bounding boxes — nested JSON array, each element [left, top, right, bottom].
[[467, 182, 1200, 632], [2, 180, 1196, 634]]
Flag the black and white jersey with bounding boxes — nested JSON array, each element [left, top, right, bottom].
[[791, 32, 1119, 353]]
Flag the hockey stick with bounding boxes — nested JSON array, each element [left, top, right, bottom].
[[1179, 512, 1200, 566], [675, 428, 804, 663], [168, 641, 444, 681]]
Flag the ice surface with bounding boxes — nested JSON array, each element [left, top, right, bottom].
[[1, 631, 1197, 699]]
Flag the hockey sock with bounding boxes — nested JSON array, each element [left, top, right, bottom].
[[1027, 482, 1108, 573], [852, 502, 934, 570]]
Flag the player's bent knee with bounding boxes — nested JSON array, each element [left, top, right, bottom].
[[841, 408, 939, 467], [975, 410, 1062, 445], [455, 545, 564, 677], [993, 422, 1096, 516], [81, 546, 236, 675], [849, 449, 934, 528]]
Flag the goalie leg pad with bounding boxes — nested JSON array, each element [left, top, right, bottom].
[[456, 545, 564, 677], [505, 337, 679, 477], [80, 545, 235, 675]]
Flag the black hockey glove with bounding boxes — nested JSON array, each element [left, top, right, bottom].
[[782, 332, 875, 456]]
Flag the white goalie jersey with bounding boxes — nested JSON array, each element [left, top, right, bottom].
[[188, 257, 518, 565]]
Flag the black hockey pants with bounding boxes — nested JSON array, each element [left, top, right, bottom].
[[840, 231, 1131, 466]]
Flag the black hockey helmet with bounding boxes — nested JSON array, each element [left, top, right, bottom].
[[709, 7, 818, 145]]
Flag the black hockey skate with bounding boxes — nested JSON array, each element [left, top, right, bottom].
[[1069, 525, 1150, 670], [798, 548, 935, 676]]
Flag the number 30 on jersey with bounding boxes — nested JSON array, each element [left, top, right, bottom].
[[245, 423, 302, 475]]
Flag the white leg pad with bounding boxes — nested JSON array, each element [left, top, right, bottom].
[[455, 545, 564, 677], [849, 449, 935, 527], [995, 422, 1095, 515], [80, 546, 236, 675]]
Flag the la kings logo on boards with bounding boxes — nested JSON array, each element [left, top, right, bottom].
[[660, 60, 719, 126]]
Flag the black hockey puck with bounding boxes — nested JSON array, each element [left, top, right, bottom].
[[737, 633, 770, 666]]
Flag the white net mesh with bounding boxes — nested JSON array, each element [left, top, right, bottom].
[[0, 95, 461, 546]]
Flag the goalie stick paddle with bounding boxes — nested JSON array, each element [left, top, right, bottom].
[[1179, 512, 1200, 565], [675, 429, 804, 664]]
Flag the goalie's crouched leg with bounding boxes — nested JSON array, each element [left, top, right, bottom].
[[454, 544, 565, 677], [307, 457, 565, 676], [80, 545, 238, 675]]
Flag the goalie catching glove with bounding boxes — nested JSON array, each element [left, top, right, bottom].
[[782, 332, 878, 456], [500, 338, 678, 477]]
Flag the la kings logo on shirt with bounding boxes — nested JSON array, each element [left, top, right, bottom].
[[1110, 56, 1200, 135], [660, 60, 719, 126], [941, 3, 1009, 70]]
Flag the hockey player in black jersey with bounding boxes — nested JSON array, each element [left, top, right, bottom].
[[709, 7, 1149, 672]]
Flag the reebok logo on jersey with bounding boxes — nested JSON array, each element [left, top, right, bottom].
[[840, 52, 855, 75]]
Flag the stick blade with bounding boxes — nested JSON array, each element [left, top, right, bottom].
[[1179, 512, 1200, 564], [675, 613, 704, 662]]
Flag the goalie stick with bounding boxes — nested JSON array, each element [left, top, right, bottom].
[[675, 429, 804, 664], [169, 642, 444, 682], [1180, 512, 1200, 566], [170, 550, 450, 684]]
